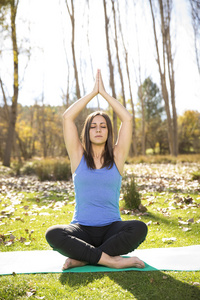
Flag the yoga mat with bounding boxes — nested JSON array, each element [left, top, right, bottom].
[[0, 245, 199, 275]]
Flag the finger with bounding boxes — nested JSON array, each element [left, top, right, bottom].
[[99, 70, 103, 83], [96, 70, 100, 82]]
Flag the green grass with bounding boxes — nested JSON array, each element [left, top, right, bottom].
[[0, 170, 200, 299]]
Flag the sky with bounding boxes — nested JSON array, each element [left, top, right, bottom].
[[0, 0, 199, 116]]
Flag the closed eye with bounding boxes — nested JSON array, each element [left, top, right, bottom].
[[90, 123, 107, 129]]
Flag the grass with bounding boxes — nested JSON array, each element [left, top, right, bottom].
[[0, 163, 200, 299]]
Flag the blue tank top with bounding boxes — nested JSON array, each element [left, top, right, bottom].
[[71, 155, 122, 226]]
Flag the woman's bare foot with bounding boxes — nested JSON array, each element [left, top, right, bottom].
[[98, 252, 145, 269], [113, 256, 145, 269], [62, 258, 87, 270]]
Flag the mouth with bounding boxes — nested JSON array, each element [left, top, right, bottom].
[[95, 135, 103, 138]]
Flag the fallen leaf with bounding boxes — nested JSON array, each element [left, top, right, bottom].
[[26, 291, 34, 297], [187, 218, 194, 223], [5, 241, 13, 246], [10, 234, 15, 241], [162, 237, 176, 243], [147, 221, 152, 226], [24, 241, 31, 246], [192, 282, 200, 286], [19, 237, 26, 243], [178, 220, 189, 225], [182, 227, 191, 232], [39, 212, 50, 216]]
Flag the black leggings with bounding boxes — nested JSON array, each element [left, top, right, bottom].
[[45, 220, 148, 265]]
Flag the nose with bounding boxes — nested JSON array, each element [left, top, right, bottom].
[[96, 126, 101, 132]]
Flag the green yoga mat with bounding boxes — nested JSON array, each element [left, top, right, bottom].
[[0, 245, 199, 275]]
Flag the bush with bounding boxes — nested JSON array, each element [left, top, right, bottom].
[[21, 162, 37, 175], [35, 158, 71, 181], [122, 173, 141, 209], [191, 170, 200, 181]]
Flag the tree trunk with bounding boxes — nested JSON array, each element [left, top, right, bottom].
[[86, 0, 100, 109], [161, 75, 173, 154], [149, 0, 177, 156], [165, 5, 178, 156], [3, 1, 19, 167], [124, 51, 137, 156], [111, 0, 126, 108], [41, 100, 47, 158], [103, 0, 117, 142], [189, 0, 200, 76], [0, 77, 9, 122], [138, 85, 146, 155], [65, 0, 81, 99], [116, 0, 137, 155]]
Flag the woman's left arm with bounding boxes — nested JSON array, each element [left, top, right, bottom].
[[98, 70, 132, 172]]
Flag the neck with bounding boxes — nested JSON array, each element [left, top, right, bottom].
[[91, 144, 105, 159]]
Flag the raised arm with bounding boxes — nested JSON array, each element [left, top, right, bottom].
[[63, 73, 98, 173], [98, 70, 132, 173]]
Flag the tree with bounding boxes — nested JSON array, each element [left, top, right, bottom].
[[189, 0, 200, 76], [149, 0, 178, 156], [103, 0, 117, 142], [15, 104, 36, 160], [14, 104, 67, 159], [138, 85, 145, 155], [65, 0, 81, 99], [116, 0, 137, 155], [111, 0, 126, 108], [1, 0, 19, 166], [137, 77, 166, 154], [178, 110, 200, 153]]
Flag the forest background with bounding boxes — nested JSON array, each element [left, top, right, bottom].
[[0, 0, 200, 167]]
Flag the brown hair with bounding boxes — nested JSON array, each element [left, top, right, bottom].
[[81, 111, 114, 169]]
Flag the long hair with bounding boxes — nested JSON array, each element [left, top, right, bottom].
[[81, 111, 114, 169]]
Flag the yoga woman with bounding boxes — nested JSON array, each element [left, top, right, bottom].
[[45, 69, 148, 270]]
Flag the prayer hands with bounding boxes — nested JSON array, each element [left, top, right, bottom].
[[93, 69, 106, 96]]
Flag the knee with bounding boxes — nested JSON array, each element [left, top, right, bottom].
[[139, 221, 148, 239], [45, 226, 62, 248], [133, 220, 148, 240]]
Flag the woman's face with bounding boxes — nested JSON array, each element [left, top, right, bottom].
[[89, 115, 108, 145]]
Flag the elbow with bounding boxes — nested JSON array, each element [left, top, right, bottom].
[[62, 109, 71, 120], [62, 112, 67, 120]]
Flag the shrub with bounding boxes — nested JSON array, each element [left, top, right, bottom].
[[35, 158, 71, 181], [191, 170, 200, 181], [10, 161, 23, 176], [21, 162, 37, 175], [122, 173, 141, 209]]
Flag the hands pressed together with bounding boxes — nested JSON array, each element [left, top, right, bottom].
[[93, 69, 106, 96]]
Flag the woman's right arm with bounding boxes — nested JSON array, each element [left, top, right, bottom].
[[63, 74, 98, 173]]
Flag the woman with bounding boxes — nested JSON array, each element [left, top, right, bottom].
[[46, 70, 148, 270]]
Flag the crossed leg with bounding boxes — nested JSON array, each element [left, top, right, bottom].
[[61, 221, 147, 270], [62, 252, 145, 270]]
